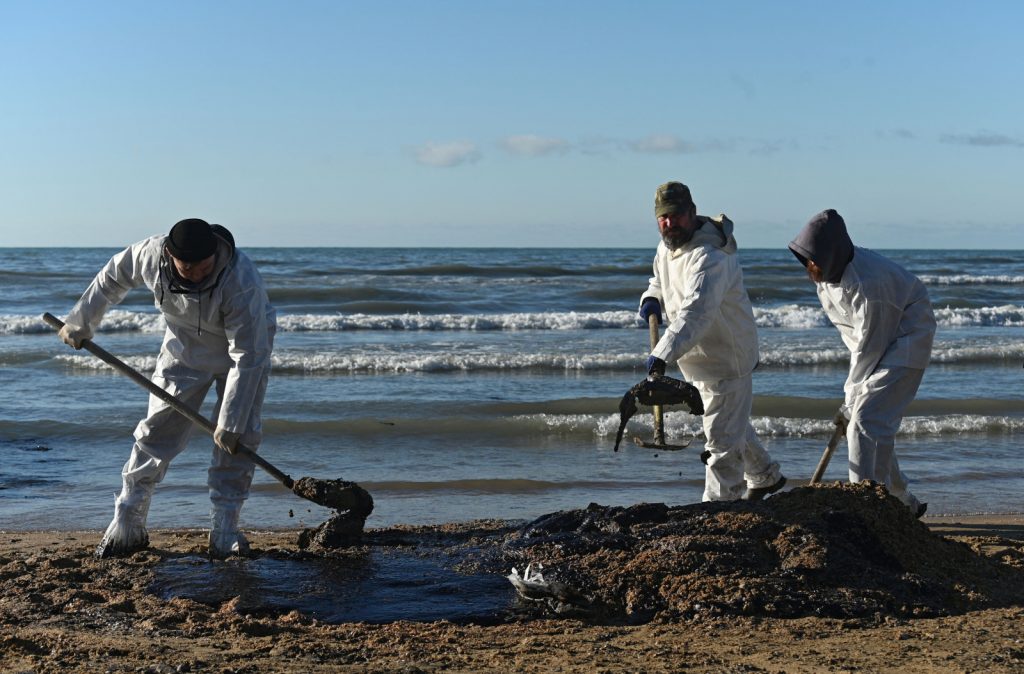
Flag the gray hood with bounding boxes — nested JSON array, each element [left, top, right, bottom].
[[788, 209, 854, 283]]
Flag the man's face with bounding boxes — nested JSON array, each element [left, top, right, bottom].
[[169, 253, 216, 284], [805, 259, 825, 283], [657, 207, 697, 250]]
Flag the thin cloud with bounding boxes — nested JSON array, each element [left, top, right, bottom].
[[876, 128, 915, 140], [500, 134, 570, 157], [940, 132, 1024, 148], [630, 134, 692, 154], [629, 134, 740, 154], [413, 141, 481, 167]]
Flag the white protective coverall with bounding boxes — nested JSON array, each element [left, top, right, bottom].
[[640, 215, 783, 501], [789, 212, 935, 513], [64, 231, 276, 556]]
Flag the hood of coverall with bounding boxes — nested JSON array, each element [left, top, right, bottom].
[[675, 214, 738, 255], [788, 209, 854, 284]]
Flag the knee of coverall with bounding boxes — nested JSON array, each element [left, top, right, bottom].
[[694, 377, 752, 452], [133, 354, 217, 463]]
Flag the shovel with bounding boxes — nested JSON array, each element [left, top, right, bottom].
[[633, 314, 691, 450], [42, 312, 371, 514], [809, 417, 847, 485]]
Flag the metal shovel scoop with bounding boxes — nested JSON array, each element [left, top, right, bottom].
[[613, 373, 704, 452], [42, 312, 372, 515], [614, 314, 703, 451]]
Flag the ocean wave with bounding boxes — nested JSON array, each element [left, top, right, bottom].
[[52, 339, 1024, 374], [756, 304, 1024, 329], [920, 274, 1024, 285], [288, 262, 648, 278], [7, 303, 1024, 337], [1, 310, 165, 336], [275, 311, 637, 331], [757, 347, 849, 366], [933, 305, 1024, 327], [533, 412, 1024, 440], [56, 353, 158, 372], [753, 305, 831, 329]]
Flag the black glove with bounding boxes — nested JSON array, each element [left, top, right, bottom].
[[645, 355, 666, 376], [638, 298, 663, 325]]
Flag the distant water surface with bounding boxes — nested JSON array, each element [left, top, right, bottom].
[[1, 246, 1022, 531]]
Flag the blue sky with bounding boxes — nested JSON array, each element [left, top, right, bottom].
[[2, 1, 1022, 248]]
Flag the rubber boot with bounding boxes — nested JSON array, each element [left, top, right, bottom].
[[95, 481, 154, 559], [209, 503, 250, 559], [742, 475, 787, 501]]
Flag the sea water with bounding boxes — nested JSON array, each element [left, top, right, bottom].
[[1, 246, 1023, 532]]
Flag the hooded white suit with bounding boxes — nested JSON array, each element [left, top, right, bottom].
[[64, 230, 276, 556], [790, 210, 935, 513], [641, 215, 783, 501]]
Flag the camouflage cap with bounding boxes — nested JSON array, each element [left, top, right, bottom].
[[654, 181, 694, 218]]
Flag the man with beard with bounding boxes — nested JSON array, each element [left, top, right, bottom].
[[789, 209, 934, 516], [57, 218, 276, 558], [637, 181, 785, 501]]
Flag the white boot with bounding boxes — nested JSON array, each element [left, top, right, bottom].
[[95, 482, 153, 558], [209, 504, 250, 559]]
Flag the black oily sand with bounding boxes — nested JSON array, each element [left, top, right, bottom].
[[293, 478, 374, 550], [499, 482, 1024, 623]]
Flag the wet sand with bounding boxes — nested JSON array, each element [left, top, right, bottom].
[[3, 489, 1024, 673]]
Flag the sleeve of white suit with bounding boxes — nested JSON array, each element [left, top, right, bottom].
[[843, 294, 904, 407], [650, 249, 727, 363], [64, 241, 149, 335], [217, 284, 273, 434]]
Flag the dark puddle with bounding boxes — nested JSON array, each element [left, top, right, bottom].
[[149, 547, 516, 624]]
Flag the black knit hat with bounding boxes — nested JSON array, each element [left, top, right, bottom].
[[166, 218, 217, 262]]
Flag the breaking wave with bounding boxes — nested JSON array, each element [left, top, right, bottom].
[[542, 412, 1024, 440], [51, 340, 1024, 374], [7, 303, 1024, 337], [919, 274, 1024, 285]]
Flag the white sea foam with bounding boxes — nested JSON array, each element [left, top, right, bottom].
[[933, 305, 1024, 327], [534, 413, 1024, 439], [929, 343, 1024, 362], [920, 274, 1024, 285], [270, 351, 640, 373], [56, 353, 157, 372], [54, 341, 1024, 373], [758, 347, 849, 366], [756, 304, 1024, 329], [275, 311, 636, 331], [6, 303, 1024, 336], [0, 310, 165, 336], [753, 305, 831, 329]]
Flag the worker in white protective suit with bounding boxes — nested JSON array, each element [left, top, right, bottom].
[[58, 218, 276, 558], [638, 181, 786, 502], [789, 209, 934, 517]]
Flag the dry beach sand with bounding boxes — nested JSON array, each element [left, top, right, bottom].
[[3, 482, 1024, 673]]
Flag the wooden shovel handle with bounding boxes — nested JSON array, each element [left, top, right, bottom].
[[41, 312, 294, 488], [809, 421, 846, 485], [647, 314, 666, 445]]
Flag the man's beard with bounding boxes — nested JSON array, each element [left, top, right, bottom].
[[661, 228, 694, 251]]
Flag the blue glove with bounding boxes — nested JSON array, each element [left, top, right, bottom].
[[638, 298, 662, 325], [646, 356, 666, 376]]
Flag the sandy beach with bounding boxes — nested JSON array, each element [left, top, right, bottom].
[[3, 484, 1024, 673]]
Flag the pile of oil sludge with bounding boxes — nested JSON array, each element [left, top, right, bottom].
[[500, 482, 1024, 623]]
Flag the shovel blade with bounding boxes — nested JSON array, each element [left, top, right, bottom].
[[633, 437, 691, 450]]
